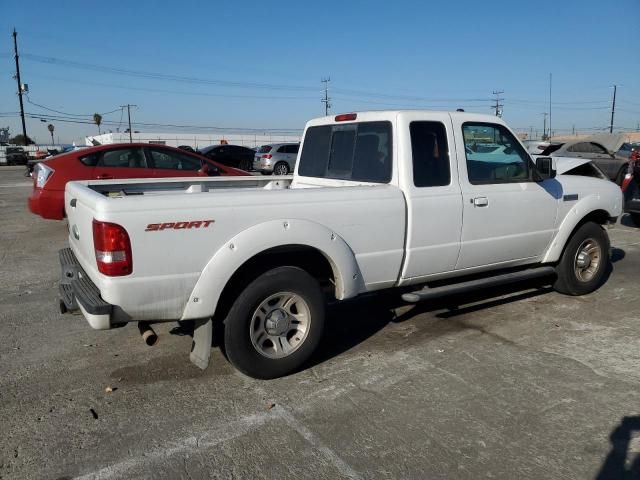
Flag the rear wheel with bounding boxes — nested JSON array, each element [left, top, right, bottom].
[[553, 221, 610, 296], [631, 213, 640, 226], [224, 266, 325, 379], [273, 162, 289, 175]]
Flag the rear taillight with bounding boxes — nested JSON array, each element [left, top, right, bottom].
[[35, 163, 54, 188], [92, 219, 132, 276], [261, 154, 272, 159]]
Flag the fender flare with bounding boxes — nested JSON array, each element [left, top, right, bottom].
[[180, 219, 364, 320], [542, 194, 612, 263]]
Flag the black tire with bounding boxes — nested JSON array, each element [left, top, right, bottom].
[[224, 266, 325, 379], [553, 221, 610, 296], [261, 171, 272, 175], [273, 162, 289, 175], [631, 213, 640, 227]]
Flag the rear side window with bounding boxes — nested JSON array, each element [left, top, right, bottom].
[[298, 121, 392, 183], [150, 149, 202, 170], [283, 144, 299, 154], [410, 121, 450, 187], [79, 153, 99, 166], [276, 145, 287, 153], [99, 148, 147, 168]]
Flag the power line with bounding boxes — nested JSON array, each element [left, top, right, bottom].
[[25, 95, 120, 117], [21, 53, 319, 92]]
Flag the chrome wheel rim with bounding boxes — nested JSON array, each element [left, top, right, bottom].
[[274, 164, 288, 175], [574, 238, 602, 282], [250, 292, 311, 358]]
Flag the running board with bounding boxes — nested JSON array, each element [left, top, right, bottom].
[[401, 266, 556, 303]]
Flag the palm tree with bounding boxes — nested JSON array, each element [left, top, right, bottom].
[[93, 113, 102, 135]]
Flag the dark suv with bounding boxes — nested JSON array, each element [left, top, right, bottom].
[[198, 144, 255, 171]]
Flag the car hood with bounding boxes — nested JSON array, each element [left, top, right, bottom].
[[534, 155, 592, 175], [585, 133, 625, 154]]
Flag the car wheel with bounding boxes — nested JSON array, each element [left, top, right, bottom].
[[631, 213, 640, 226], [273, 162, 289, 175], [224, 266, 325, 379], [553, 221, 610, 296]]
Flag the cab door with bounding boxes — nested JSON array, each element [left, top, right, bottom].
[[454, 121, 560, 270], [399, 113, 463, 282]]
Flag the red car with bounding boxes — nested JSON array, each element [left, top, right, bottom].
[[28, 143, 248, 220]]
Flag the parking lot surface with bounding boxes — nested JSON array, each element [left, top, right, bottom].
[[1, 166, 640, 479]]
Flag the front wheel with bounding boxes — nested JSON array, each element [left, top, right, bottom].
[[553, 221, 610, 296], [224, 266, 325, 379]]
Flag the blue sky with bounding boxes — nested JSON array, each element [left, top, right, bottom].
[[1, 0, 639, 143]]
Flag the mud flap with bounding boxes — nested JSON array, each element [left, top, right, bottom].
[[189, 318, 212, 370]]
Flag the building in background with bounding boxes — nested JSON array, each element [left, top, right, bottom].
[[85, 131, 301, 149]]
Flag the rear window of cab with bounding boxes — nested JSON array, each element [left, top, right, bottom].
[[298, 121, 392, 183]]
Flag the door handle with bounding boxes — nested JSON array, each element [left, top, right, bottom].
[[96, 174, 114, 179], [473, 197, 489, 207]]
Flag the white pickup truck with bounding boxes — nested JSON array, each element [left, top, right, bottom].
[[60, 110, 622, 379]]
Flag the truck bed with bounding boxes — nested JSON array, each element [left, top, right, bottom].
[[64, 176, 406, 322]]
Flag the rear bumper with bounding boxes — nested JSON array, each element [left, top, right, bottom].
[[59, 248, 116, 330], [28, 188, 65, 220]]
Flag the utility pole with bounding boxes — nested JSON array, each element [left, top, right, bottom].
[[12, 29, 28, 145], [542, 112, 548, 140], [609, 84, 617, 134], [321, 78, 331, 116], [120, 104, 137, 143], [548, 73, 552, 141], [492, 90, 504, 117]]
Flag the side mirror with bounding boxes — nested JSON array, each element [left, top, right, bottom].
[[535, 156, 556, 181]]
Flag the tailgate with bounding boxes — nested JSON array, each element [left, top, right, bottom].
[[64, 181, 105, 279]]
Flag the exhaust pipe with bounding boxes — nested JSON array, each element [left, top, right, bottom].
[[138, 322, 158, 346]]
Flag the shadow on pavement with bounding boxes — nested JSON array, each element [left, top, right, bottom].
[[596, 416, 640, 480], [612, 247, 626, 263], [308, 276, 556, 368]]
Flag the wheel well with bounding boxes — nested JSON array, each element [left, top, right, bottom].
[[213, 245, 335, 324], [557, 209, 611, 261]]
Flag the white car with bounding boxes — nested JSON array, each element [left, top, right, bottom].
[[60, 110, 622, 379]]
